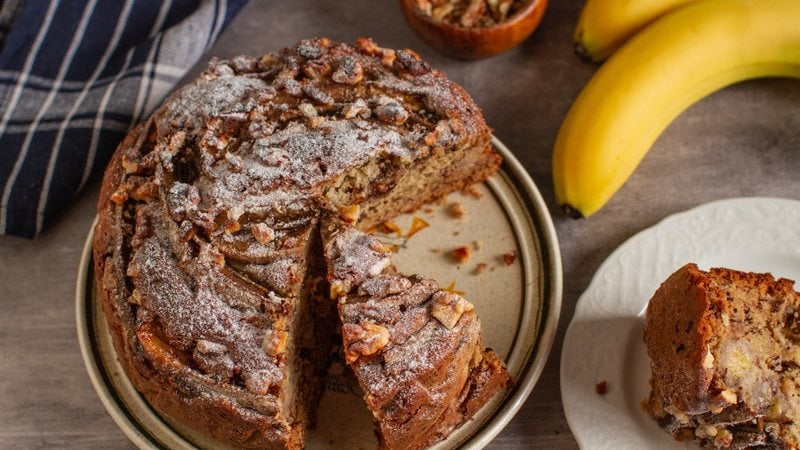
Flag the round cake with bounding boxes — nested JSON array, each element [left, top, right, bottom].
[[92, 37, 505, 449]]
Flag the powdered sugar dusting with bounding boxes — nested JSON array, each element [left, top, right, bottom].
[[129, 236, 283, 395]]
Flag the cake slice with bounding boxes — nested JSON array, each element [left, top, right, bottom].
[[321, 216, 512, 450], [644, 263, 800, 448]]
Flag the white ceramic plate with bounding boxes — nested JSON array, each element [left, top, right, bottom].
[[77, 137, 562, 450], [561, 197, 800, 449]]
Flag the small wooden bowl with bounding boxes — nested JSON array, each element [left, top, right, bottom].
[[400, 0, 548, 60]]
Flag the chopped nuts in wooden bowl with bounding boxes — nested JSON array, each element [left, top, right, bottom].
[[400, 0, 548, 59]]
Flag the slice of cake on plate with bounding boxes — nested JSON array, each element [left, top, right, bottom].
[[645, 263, 800, 448], [322, 216, 512, 450]]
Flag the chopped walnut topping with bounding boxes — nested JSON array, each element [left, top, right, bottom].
[[303, 85, 334, 106], [251, 223, 276, 245], [331, 55, 364, 85], [298, 102, 317, 118], [263, 329, 288, 357], [355, 37, 396, 67], [718, 389, 737, 404], [473, 263, 488, 275], [121, 156, 140, 174], [128, 289, 143, 306], [338, 204, 361, 224], [406, 216, 429, 238], [167, 182, 201, 222], [393, 49, 430, 76], [431, 290, 474, 329], [502, 250, 517, 265], [224, 207, 243, 234], [342, 99, 371, 119], [452, 246, 471, 263], [424, 129, 440, 147], [110, 185, 128, 205], [714, 429, 733, 447], [230, 54, 258, 73], [342, 322, 390, 363], [374, 96, 409, 125], [330, 280, 346, 300], [296, 41, 323, 60]]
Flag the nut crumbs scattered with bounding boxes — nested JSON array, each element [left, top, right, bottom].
[[452, 246, 471, 263], [473, 263, 487, 275], [502, 250, 517, 265]]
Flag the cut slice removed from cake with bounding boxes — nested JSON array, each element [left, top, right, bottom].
[[644, 263, 800, 448], [321, 216, 512, 450]]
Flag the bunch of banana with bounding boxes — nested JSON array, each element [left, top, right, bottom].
[[553, 0, 800, 219]]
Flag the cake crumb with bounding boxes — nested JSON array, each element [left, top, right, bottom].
[[449, 201, 467, 218], [424, 207, 435, 214], [431, 247, 441, 254], [406, 216, 429, 238], [385, 244, 400, 253], [502, 250, 517, 265], [473, 263, 487, 275], [452, 246, 471, 263], [595, 381, 608, 395], [444, 281, 466, 296], [462, 185, 482, 199], [473, 240, 483, 251]]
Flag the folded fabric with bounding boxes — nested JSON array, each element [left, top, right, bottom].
[[0, 0, 247, 238]]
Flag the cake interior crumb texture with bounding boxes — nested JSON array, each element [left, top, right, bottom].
[[645, 263, 800, 449], [92, 37, 508, 450]]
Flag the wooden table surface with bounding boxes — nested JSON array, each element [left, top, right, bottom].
[[2, 1, 800, 448]]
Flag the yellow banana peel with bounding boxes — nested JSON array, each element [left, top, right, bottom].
[[574, 0, 696, 62], [554, 0, 800, 218]]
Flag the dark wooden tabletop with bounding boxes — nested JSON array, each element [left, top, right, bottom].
[[2, 1, 800, 448]]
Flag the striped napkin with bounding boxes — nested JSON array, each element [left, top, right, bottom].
[[0, 0, 247, 238]]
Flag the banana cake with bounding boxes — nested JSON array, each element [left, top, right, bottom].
[[93, 37, 505, 449], [645, 263, 800, 448]]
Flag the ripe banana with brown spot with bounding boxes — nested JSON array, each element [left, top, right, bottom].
[[553, 0, 800, 218]]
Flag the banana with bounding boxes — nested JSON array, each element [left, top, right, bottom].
[[574, 0, 696, 62], [553, 0, 800, 219]]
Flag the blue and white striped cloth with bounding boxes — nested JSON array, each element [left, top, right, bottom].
[[0, 0, 247, 238]]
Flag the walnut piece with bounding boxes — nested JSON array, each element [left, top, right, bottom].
[[343, 322, 390, 363], [251, 223, 276, 245], [263, 330, 288, 357], [452, 246, 471, 263], [331, 55, 364, 85], [338, 204, 361, 224], [431, 290, 474, 329]]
